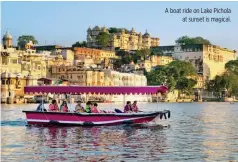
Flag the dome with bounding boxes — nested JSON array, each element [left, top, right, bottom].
[[93, 26, 101, 30], [143, 30, 150, 37], [131, 27, 136, 33], [3, 30, 12, 39], [121, 28, 125, 33]]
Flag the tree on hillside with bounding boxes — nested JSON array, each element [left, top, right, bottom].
[[207, 71, 238, 98], [96, 32, 110, 49], [176, 77, 197, 95], [72, 41, 87, 48], [225, 60, 238, 75], [108, 27, 130, 34], [146, 60, 197, 94], [175, 36, 211, 45], [168, 60, 197, 77], [133, 49, 151, 61], [17, 35, 38, 49]]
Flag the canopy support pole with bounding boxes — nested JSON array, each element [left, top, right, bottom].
[[123, 94, 126, 107], [85, 94, 88, 105], [69, 94, 71, 112], [157, 93, 159, 111], [41, 94, 44, 112]]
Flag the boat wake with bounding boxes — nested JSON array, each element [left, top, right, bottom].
[[1, 119, 27, 126]]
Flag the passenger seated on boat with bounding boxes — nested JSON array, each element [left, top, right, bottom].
[[75, 101, 85, 113], [85, 101, 92, 113], [91, 103, 100, 113], [49, 99, 59, 112], [60, 100, 69, 112], [124, 101, 133, 113], [132, 101, 139, 112]]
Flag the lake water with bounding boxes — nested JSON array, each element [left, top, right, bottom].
[[1, 102, 238, 162]]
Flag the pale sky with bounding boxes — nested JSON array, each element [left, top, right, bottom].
[[1, 1, 238, 52]]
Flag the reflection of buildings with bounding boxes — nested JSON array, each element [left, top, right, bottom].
[[87, 26, 160, 51], [36, 126, 168, 161], [152, 44, 236, 88], [201, 104, 236, 161]]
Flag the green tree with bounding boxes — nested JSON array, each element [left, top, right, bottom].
[[207, 60, 238, 97], [96, 32, 110, 48], [146, 61, 197, 93], [225, 60, 238, 75], [108, 27, 130, 34], [17, 35, 38, 49], [175, 36, 211, 45], [168, 60, 197, 77], [72, 41, 87, 48]]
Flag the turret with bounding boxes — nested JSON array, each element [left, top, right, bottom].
[[2, 30, 13, 48]]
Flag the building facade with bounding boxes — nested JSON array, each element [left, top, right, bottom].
[[50, 65, 147, 87], [1, 73, 28, 103], [87, 26, 160, 51], [152, 44, 236, 88], [137, 55, 173, 72], [73, 47, 118, 64]]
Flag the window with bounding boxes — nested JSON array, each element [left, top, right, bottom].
[[11, 59, 17, 64], [2, 80, 5, 85]]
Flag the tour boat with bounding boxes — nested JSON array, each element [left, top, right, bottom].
[[23, 86, 170, 126]]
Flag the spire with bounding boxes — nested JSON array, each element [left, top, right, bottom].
[[131, 27, 136, 33], [143, 29, 150, 37]]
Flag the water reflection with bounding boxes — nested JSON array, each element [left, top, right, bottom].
[[1, 103, 238, 161], [23, 125, 166, 161], [200, 103, 238, 162]]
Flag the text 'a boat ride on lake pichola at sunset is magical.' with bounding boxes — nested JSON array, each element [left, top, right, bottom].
[[167, 8, 231, 14]]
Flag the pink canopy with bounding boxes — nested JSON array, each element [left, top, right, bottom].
[[24, 86, 168, 95]]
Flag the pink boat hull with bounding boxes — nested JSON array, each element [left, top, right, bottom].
[[22, 111, 169, 126]]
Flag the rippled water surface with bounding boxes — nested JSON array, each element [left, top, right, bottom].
[[1, 102, 238, 161]]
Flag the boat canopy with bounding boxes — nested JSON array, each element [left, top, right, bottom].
[[24, 86, 168, 95]]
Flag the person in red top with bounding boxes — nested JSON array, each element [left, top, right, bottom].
[[60, 101, 69, 112], [91, 103, 100, 113], [132, 101, 139, 112], [124, 101, 133, 113], [49, 100, 59, 112]]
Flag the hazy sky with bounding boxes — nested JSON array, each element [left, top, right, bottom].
[[1, 1, 238, 51]]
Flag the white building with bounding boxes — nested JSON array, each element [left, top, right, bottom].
[[102, 69, 148, 102]]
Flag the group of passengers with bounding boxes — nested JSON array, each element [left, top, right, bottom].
[[75, 101, 100, 113], [124, 101, 139, 113], [45, 99, 139, 113], [48, 99, 69, 112]]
